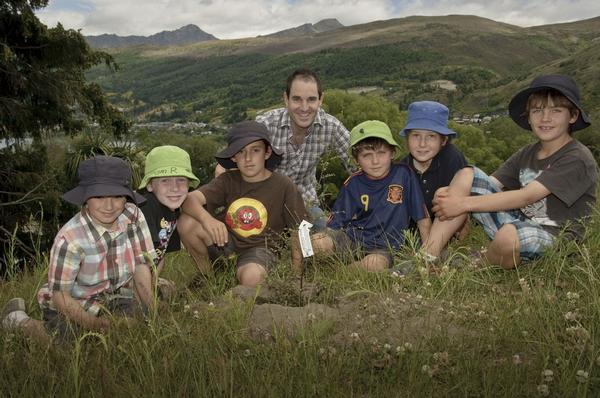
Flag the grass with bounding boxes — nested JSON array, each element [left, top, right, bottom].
[[3, 215, 600, 397]]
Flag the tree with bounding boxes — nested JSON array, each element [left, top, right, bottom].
[[0, 0, 128, 139]]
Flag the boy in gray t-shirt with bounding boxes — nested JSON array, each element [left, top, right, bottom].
[[423, 74, 597, 269]]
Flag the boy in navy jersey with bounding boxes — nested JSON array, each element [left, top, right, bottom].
[[312, 120, 431, 271]]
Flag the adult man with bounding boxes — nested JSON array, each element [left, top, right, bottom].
[[255, 68, 352, 229]]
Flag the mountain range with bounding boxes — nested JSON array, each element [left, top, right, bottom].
[[85, 19, 345, 48], [86, 14, 600, 126]]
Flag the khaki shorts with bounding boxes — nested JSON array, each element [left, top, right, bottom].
[[207, 233, 277, 270], [326, 228, 393, 265]]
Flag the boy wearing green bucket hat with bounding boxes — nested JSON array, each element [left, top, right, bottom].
[[139, 146, 200, 276], [312, 120, 431, 272]]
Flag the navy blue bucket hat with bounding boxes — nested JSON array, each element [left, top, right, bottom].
[[399, 101, 457, 137], [216, 121, 282, 170], [63, 155, 145, 206], [508, 74, 590, 132]]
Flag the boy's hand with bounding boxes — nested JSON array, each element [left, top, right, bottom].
[[202, 217, 228, 247], [432, 188, 468, 220]]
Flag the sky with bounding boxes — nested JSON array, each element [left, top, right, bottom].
[[36, 0, 600, 39]]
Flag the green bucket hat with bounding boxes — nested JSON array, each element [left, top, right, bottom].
[[139, 145, 200, 189], [350, 120, 401, 158]]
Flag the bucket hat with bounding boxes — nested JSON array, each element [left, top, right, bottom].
[[138, 145, 200, 189], [350, 120, 402, 158], [399, 101, 456, 137], [216, 121, 282, 170], [508, 74, 590, 132], [63, 155, 145, 206]]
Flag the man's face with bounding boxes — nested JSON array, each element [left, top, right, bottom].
[[283, 78, 323, 130]]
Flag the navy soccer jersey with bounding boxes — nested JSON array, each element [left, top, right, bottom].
[[328, 163, 427, 250]]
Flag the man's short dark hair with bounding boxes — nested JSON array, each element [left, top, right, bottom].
[[285, 68, 323, 99]]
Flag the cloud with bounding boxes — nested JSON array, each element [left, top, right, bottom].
[[36, 0, 600, 39]]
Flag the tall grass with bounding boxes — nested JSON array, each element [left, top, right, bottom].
[[2, 211, 600, 397]]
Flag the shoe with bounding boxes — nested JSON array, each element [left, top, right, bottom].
[[187, 273, 209, 290], [2, 297, 27, 328], [388, 259, 416, 277], [157, 277, 177, 300]]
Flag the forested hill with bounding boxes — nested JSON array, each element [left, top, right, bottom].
[[86, 14, 600, 124]]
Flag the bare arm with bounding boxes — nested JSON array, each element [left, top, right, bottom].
[[214, 164, 227, 178], [52, 291, 110, 332], [133, 264, 155, 310], [181, 190, 228, 246], [433, 180, 550, 220], [416, 217, 432, 243]]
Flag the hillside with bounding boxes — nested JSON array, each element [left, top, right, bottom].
[[261, 18, 343, 38], [87, 14, 600, 123]]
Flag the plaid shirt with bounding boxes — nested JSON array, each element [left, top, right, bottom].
[[256, 107, 352, 204], [37, 203, 157, 316]]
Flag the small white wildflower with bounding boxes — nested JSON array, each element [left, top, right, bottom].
[[243, 349, 251, 357], [404, 342, 413, 351], [421, 364, 431, 374], [512, 354, 522, 365], [425, 281, 432, 287], [319, 347, 327, 356], [383, 343, 392, 351], [192, 310, 200, 319], [566, 291, 580, 302], [183, 304, 190, 312], [416, 294, 423, 301], [564, 311, 579, 322], [307, 313, 316, 321], [208, 302, 215, 307], [395, 346, 405, 355], [521, 330, 529, 337], [518, 278, 530, 293], [575, 370, 589, 383], [350, 332, 360, 341], [537, 384, 550, 397], [542, 369, 554, 382]]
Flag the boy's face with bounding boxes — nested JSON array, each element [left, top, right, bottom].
[[85, 196, 127, 228], [356, 145, 395, 179], [283, 77, 322, 130], [528, 97, 579, 143], [406, 129, 447, 166], [231, 140, 272, 182], [147, 177, 190, 211]]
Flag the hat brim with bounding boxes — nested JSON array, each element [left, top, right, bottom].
[[63, 184, 145, 206], [139, 166, 200, 189], [509, 85, 591, 132], [400, 120, 457, 137], [350, 134, 403, 160], [215, 137, 282, 171]]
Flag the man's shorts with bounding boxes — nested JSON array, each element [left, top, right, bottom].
[[207, 233, 277, 270], [470, 167, 555, 260], [326, 228, 393, 266]]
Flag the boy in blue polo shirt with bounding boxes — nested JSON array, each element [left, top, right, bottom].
[[400, 101, 468, 220], [424, 75, 598, 269], [312, 120, 431, 271]]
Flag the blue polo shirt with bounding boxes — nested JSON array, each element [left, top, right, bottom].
[[328, 163, 427, 250], [400, 143, 468, 219]]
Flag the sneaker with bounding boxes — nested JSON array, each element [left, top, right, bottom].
[[388, 259, 416, 277], [157, 277, 177, 300], [2, 297, 27, 328]]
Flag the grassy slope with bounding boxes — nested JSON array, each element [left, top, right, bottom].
[[2, 207, 600, 396]]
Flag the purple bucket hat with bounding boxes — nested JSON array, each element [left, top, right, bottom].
[[216, 121, 282, 170], [508, 74, 590, 132], [63, 155, 145, 206]]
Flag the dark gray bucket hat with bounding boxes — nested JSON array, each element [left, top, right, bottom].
[[508, 74, 590, 132], [216, 121, 282, 170], [63, 155, 145, 206]]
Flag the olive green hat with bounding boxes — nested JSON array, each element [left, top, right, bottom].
[[139, 145, 200, 189], [350, 120, 401, 157]]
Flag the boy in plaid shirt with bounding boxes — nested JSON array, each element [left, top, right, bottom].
[[2, 156, 157, 342]]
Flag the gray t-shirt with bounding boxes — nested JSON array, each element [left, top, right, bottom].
[[492, 139, 598, 238]]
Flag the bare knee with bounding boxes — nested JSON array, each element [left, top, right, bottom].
[[488, 224, 521, 269], [236, 263, 267, 287], [311, 232, 334, 253], [356, 254, 389, 272]]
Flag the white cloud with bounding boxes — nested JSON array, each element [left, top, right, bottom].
[[36, 0, 600, 39]]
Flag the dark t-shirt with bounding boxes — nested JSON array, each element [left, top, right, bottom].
[[199, 171, 308, 251], [139, 191, 181, 265], [401, 143, 468, 218], [492, 139, 598, 238], [328, 163, 427, 250]]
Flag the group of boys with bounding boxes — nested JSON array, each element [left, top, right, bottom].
[[2, 71, 597, 343]]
